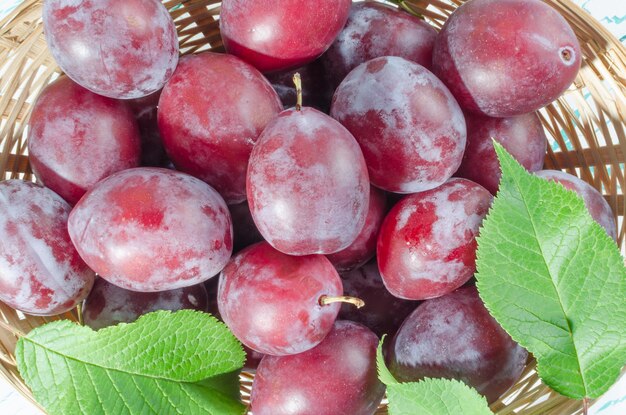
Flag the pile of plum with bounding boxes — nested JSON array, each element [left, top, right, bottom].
[[0, 0, 616, 413]]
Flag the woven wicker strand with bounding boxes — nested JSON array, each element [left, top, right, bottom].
[[1, 0, 625, 414]]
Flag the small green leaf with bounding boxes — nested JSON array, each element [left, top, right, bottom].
[[386, 379, 493, 415], [16, 310, 247, 415], [376, 337, 492, 415], [476, 143, 626, 399], [376, 335, 398, 385]]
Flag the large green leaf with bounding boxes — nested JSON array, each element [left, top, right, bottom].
[[476, 143, 626, 399], [376, 337, 492, 415], [16, 310, 247, 415]]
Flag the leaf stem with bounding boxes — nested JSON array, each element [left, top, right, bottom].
[[583, 397, 589, 415], [0, 319, 23, 337], [319, 295, 365, 309]]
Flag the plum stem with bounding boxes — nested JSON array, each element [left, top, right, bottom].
[[582, 397, 589, 415], [292, 72, 302, 111], [319, 295, 365, 309], [76, 303, 84, 326]]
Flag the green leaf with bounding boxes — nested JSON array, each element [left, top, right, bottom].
[[386, 379, 493, 415], [376, 335, 398, 385], [376, 337, 492, 415], [475, 143, 626, 399], [16, 310, 247, 415]]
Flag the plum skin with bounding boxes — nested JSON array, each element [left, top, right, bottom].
[[28, 76, 141, 205], [377, 178, 492, 300], [0, 180, 95, 315], [68, 168, 233, 292], [322, 1, 437, 90], [432, 0, 581, 117], [247, 106, 370, 256], [158, 53, 282, 204], [219, 0, 352, 73], [250, 320, 386, 415], [217, 242, 343, 356], [43, 0, 179, 99], [454, 112, 547, 194], [83, 278, 208, 330], [388, 286, 528, 403], [331, 56, 466, 194]]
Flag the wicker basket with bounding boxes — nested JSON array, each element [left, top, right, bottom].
[[0, 0, 624, 414]]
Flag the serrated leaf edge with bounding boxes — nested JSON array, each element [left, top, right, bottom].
[[476, 142, 625, 399]]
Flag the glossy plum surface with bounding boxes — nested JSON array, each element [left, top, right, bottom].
[[455, 112, 547, 194], [322, 2, 437, 90], [251, 320, 385, 415], [327, 186, 386, 272], [377, 178, 492, 300], [432, 0, 581, 117], [83, 278, 208, 330], [331, 56, 466, 193], [68, 168, 233, 292], [0, 180, 94, 315], [247, 107, 369, 255], [43, 0, 178, 99], [217, 242, 342, 356], [229, 201, 264, 253], [339, 261, 418, 338], [220, 0, 351, 73], [536, 170, 617, 240], [158, 53, 282, 204], [28, 76, 141, 205], [388, 286, 528, 403], [127, 90, 169, 167]]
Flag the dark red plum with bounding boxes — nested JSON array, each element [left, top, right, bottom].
[[388, 286, 528, 403], [331, 57, 466, 194], [251, 321, 385, 415], [220, 0, 351, 73], [322, 2, 437, 90], [127, 90, 169, 167], [68, 168, 232, 292], [43, 0, 178, 99], [432, 0, 581, 117], [158, 53, 282, 204], [28, 76, 141, 205], [0, 180, 94, 315], [229, 201, 264, 253], [455, 112, 547, 194], [265, 60, 333, 112], [377, 179, 492, 300], [83, 278, 208, 330], [217, 242, 342, 356]]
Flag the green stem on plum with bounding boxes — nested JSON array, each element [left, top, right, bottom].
[[292, 72, 303, 111], [319, 295, 365, 309]]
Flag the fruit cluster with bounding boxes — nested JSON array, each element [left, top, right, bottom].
[[0, 0, 616, 413]]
